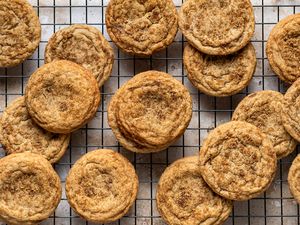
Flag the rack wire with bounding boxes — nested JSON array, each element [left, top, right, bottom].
[[0, 0, 300, 224]]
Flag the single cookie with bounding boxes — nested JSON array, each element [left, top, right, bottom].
[[156, 156, 232, 225], [106, 0, 178, 56], [0, 152, 61, 225], [25, 60, 100, 134], [66, 149, 138, 223], [0, 0, 41, 67], [179, 0, 255, 55], [282, 78, 300, 142], [266, 14, 300, 84], [184, 43, 256, 97], [108, 70, 192, 153], [0, 97, 70, 163], [199, 121, 277, 201], [232, 90, 297, 159], [288, 154, 300, 204], [45, 25, 114, 87]]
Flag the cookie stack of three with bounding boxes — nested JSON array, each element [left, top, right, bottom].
[[108, 70, 193, 153], [179, 0, 257, 97]]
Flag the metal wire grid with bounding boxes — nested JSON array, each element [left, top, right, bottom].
[[0, 0, 300, 224]]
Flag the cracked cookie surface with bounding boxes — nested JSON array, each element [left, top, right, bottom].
[[106, 0, 178, 56], [66, 149, 138, 223], [0, 152, 61, 225], [156, 156, 232, 225], [179, 0, 255, 55], [0, 97, 70, 163], [232, 90, 297, 159], [108, 70, 192, 153], [25, 60, 100, 134], [288, 154, 300, 204], [45, 25, 114, 87], [184, 43, 256, 97], [282, 78, 300, 142], [266, 14, 300, 83], [199, 121, 277, 201], [0, 0, 41, 67]]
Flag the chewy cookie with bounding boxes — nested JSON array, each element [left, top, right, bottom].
[[0, 97, 70, 163], [66, 149, 138, 223], [232, 90, 297, 159], [288, 154, 300, 204], [266, 14, 300, 83], [199, 121, 277, 201], [0, 152, 61, 225], [108, 70, 192, 153], [45, 25, 114, 87], [282, 78, 300, 142], [156, 156, 232, 225], [179, 0, 255, 55], [25, 60, 100, 134], [0, 0, 41, 67], [184, 43, 256, 97], [106, 0, 178, 56]]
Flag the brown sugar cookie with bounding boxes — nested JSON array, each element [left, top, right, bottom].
[[156, 156, 232, 225], [199, 121, 277, 201], [282, 78, 300, 142], [25, 60, 100, 134], [266, 14, 300, 83], [66, 149, 138, 224], [45, 25, 114, 87], [183, 43, 256, 97], [232, 90, 297, 159], [0, 97, 70, 164], [108, 70, 192, 153], [179, 0, 255, 55], [106, 0, 178, 56], [0, 0, 41, 67], [0, 152, 61, 225], [288, 154, 300, 204]]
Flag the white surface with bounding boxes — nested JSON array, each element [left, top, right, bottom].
[[0, 0, 300, 224]]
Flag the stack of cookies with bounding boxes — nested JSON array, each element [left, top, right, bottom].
[[106, 0, 178, 56], [108, 70, 193, 153]]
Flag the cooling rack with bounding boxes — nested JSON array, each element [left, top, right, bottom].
[[1, 0, 300, 224]]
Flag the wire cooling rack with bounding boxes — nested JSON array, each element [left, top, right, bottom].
[[0, 0, 300, 224]]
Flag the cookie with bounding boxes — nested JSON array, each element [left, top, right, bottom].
[[288, 154, 300, 204], [0, 0, 41, 67], [266, 14, 300, 84], [25, 60, 100, 134], [282, 78, 300, 142], [0, 97, 70, 163], [179, 0, 255, 55], [66, 149, 138, 223], [183, 43, 256, 97], [199, 121, 277, 201], [232, 90, 297, 159], [108, 70, 192, 153], [106, 0, 178, 56], [156, 156, 232, 225], [0, 152, 61, 225], [45, 25, 114, 87]]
